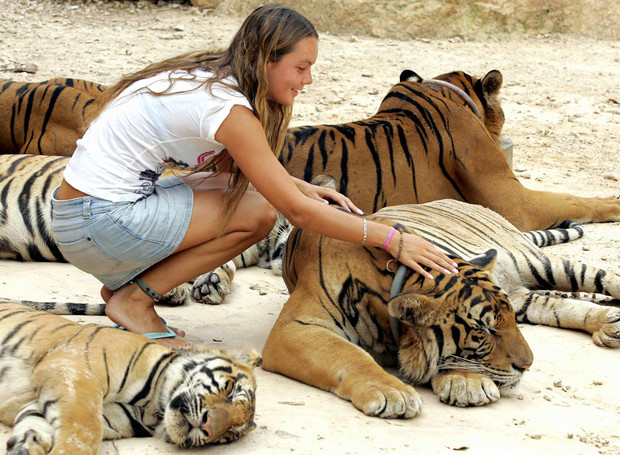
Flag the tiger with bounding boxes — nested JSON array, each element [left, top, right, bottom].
[[0, 301, 261, 453], [261, 199, 620, 418], [280, 69, 620, 231], [2, 69, 619, 304], [0, 78, 105, 156]]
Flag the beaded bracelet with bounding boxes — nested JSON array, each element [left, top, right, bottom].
[[395, 229, 403, 262], [361, 218, 368, 246], [386, 229, 404, 273], [382, 227, 396, 249], [133, 277, 162, 302]]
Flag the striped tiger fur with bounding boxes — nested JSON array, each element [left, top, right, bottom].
[[281, 70, 620, 231], [261, 199, 619, 418], [0, 302, 260, 453], [1, 70, 619, 304], [0, 78, 104, 156]]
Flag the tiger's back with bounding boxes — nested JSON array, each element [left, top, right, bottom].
[[0, 78, 103, 156], [280, 70, 620, 231], [0, 154, 68, 261], [280, 71, 505, 214]]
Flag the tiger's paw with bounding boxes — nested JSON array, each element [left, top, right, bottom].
[[7, 428, 51, 455], [191, 261, 236, 305], [351, 382, 422, 418], [431, 370, 500, 407], [591, 308, 620, 348], [160, 283, 191, 306]]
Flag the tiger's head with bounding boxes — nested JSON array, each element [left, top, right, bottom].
[[158, 347, 261, 447], [388, 249, 533, 398], [397, 69, 505, 146]]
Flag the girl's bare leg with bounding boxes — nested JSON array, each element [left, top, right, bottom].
[[105, 174, 277, 350]]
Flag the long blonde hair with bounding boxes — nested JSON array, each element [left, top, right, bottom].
[[89, 4, 317, 230]]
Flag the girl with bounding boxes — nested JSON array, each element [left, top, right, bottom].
[[51, 4, 457, 350]]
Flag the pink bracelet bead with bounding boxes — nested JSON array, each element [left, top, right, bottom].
[[382, 227, 396, 249]]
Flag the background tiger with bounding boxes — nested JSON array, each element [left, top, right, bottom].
[[0, 78, 104, 156], [281, 69, 620, 231], [261, 199, 620, 417], [0, 301, 261, 454]]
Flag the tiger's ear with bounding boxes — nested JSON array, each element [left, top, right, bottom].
[[388, 293, 438, 326], [467, 248, 498, 271], [480, 70, 503, 97], [229, 348, 263, 368], [400, 69, 423, 83], [310, 174, 338, 190]]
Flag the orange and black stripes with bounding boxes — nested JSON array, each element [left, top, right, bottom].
[[0, 78, 104, 156], [280, 70, 504, 214]]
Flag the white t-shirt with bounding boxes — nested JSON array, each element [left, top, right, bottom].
[[63, 69, 253, 202]]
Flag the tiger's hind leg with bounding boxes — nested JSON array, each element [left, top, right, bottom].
[[12, 356, 106, 454], [191, 210, 291, 304], [509, 254, 620, 346], [511, 289, 620, 347]]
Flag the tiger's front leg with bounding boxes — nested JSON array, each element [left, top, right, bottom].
[[17, 358, 106, 454], [431, 370, 500, 407], [7, 402, 54, 455], [262, 300, 422, 419]]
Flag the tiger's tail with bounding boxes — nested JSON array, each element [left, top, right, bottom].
[[0, 298, 106, 315], [523, 220, 584, 247]]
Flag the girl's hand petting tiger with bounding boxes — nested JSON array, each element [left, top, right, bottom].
[[389, 231, 459, 279]]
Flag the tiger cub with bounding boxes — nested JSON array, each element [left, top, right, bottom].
[[0, 302, 261, 453], [262, 199, 620, 418]]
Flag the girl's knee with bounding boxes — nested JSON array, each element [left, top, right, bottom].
[[238, 191, 277, 240], [254, 198, 277, 239]]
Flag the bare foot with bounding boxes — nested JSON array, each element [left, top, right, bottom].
[[104, 284, 191, 350], [101, 285, 186, 338]]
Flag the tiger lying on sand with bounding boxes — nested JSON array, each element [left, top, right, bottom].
[[0, 302, 260, 454], [261, 199, 620, 418]]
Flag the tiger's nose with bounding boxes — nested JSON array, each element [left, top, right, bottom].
[[513, 360, 532, 373]]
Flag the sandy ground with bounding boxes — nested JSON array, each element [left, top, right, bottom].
[[1, 1, 619, 454]]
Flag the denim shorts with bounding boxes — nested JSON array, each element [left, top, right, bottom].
[[51, 176, 193, 290]]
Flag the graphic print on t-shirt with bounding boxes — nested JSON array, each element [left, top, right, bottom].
[[135, 161, 166, 196], [197, 150, 216, 164], [135, 168, 161, 196]]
